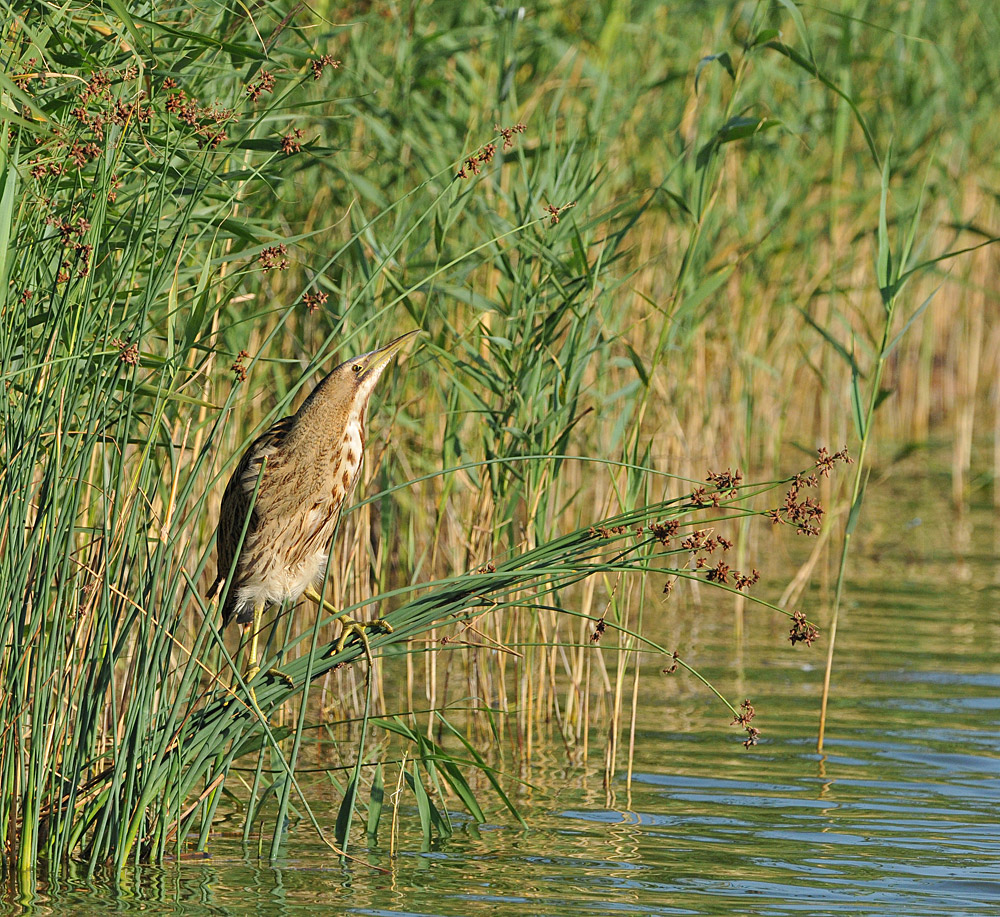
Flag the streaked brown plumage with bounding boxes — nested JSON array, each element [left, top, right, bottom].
[[212, 330, 419, 689]]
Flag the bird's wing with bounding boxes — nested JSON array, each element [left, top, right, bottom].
[[213, 415, 294, 623]]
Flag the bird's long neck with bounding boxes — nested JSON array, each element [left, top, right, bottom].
[[336, 416, 366, 489], [285, 385, 370, 497]]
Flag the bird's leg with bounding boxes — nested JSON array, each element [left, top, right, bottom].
[[303, 588, 393, 661], [242, 603, 294, 701], [242, 603, 263, 708]]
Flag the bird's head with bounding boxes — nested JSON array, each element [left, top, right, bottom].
[[343, 328, 421, 398], [297, 329, 421, 428]]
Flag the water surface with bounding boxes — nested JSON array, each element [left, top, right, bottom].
[[11, 469, 1000, 916]]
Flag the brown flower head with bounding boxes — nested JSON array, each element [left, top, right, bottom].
[[707, 467, 743, 497], [732, 699, 760, 748], [311, 55, 341, 80], [281, 128, 304, 155], [231, 349, 250, 383], [544, 201, 577, 225], [258, 244, 289, 272], [706, 561, 730, 584], [302, 290, 328, 313], [247, 70, 276, 102], [816, 445, 853, 477], [111, 338, 139, 366], [788, 611, 819, 647], [495, 122, 526, 150], [648, 519, 679, 545]]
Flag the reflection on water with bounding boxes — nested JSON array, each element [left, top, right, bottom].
[[7, 471, 1000, 915]]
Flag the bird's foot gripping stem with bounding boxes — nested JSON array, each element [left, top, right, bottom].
[[261, 666, 295, 689], [243, 661, 295, 704], [333, 615, 393, 658], [303, 589, 392, 663]]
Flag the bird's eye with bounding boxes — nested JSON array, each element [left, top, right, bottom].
[[352, 364, 362, 373]]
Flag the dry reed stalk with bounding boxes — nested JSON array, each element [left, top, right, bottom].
[[952, 238, 987, 505]]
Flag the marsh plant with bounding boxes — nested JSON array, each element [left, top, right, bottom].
[[0, 0, 996, 881]]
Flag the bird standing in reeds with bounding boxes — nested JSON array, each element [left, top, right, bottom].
[[211, 329, 420, 698]]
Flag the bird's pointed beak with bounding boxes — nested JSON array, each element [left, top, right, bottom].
[[358, 328, 422, 379]]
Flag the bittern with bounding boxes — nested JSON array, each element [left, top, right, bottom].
[[211, 329, 419, 697]]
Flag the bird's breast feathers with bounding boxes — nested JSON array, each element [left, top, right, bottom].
[[224, 417, 368, 612]]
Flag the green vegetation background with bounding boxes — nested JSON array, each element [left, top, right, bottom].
[[1, 0, 996, 879]]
